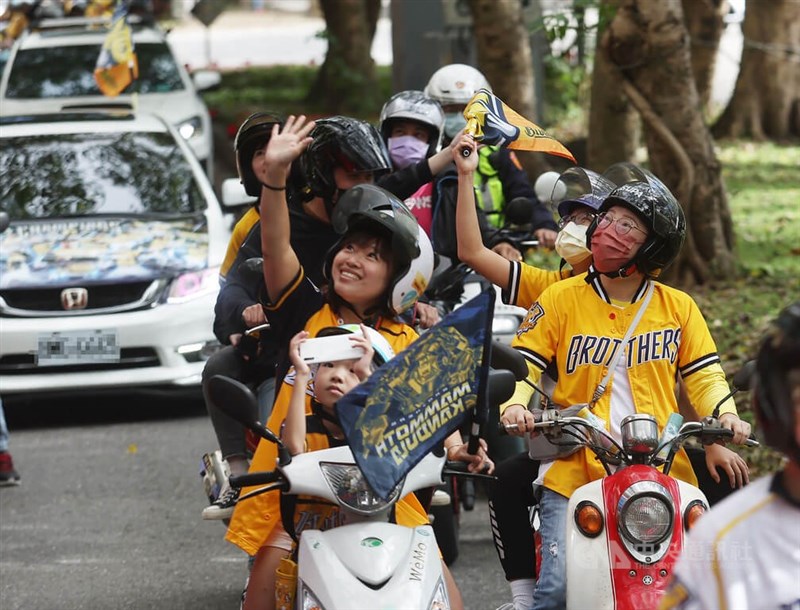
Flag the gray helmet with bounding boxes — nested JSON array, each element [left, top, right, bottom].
[[587, 167, 686, 278], [379, 90, 445, 159]]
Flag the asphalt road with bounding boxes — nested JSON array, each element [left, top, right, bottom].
[[0, 395, 509, 610]]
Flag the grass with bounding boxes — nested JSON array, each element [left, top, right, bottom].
[[204, 66, 800, 475]]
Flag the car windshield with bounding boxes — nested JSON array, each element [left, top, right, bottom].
[[4, 42, 185, 98], [0, 130, 205, 220]]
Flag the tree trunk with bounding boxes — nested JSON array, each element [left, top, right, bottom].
[[712, 0, 800, 139], [306, 0, 381, 115], [606, 0, 737, 285], [467, 0, 549, 177], [587, 0, 639, 172], [681, 0, 728, 114]]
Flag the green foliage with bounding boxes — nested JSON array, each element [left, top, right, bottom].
[[689, 140, 800, 476], [203, 65, 392, 125], [542, 55, 590, 131], [717, 141, 800, 278]]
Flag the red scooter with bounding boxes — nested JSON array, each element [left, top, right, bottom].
[[526, 405, 756, 610]]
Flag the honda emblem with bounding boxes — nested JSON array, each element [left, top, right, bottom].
[[61, 287, 89, 310]]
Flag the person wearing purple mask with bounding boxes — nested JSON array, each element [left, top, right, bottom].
[[378, 90, 523, 263]]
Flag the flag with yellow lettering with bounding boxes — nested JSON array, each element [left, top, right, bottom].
[[463, 88, 576, 163], [94, 1, 139, 97], [336, 289, 495, 499]]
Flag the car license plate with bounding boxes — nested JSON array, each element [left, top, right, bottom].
[[37, 330, 120, 366]]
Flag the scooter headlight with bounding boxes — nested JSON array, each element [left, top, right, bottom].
[[619, 494, 673, 544], [320, 462, 403, 516]]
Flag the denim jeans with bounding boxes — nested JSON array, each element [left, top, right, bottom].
[[532, 488, 568, 610]]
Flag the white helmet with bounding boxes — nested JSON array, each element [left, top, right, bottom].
[[379, 90, 445, 159], [392, 227, 434, 316], [423, 63, 492, 107]]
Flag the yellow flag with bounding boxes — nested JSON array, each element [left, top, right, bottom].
[[94, 1, 139, 97], [463, 89, 576, 163]]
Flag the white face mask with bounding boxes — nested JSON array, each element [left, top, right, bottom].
[[555, 221, 592, 266]]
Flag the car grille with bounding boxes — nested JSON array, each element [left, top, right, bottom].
[[0, 348, 160, 374], [0, 279, 166, 317]]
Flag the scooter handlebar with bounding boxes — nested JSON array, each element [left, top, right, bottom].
[[229, 471, 282, 489]]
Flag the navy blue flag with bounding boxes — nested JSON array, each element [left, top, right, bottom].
[[336, 288, 495, 499]]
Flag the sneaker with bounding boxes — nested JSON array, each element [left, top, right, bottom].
[[0, 451, 20, 487], [494, 604, 518, 610], [430, 489, 451, 507], [202, 483, 240, 520]]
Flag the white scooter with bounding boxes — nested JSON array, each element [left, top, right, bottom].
[[206, 344, 524, 609]]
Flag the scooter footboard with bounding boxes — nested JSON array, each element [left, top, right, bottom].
[[297, 523, 447, 609]]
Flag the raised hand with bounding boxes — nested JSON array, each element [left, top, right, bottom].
[[254, 114, 316, 185]]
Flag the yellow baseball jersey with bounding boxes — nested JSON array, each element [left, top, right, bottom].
[[503, 260, 571, 309], [220, 207, 259, 280], [505, 270, 738, 498], [225, 289, 421, 555]]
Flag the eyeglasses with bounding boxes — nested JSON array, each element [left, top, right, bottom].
[[595, 211, 647, 236], [557, 211, 596, 230]]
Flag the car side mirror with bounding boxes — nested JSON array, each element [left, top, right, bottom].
[[221, 177, 256, 209], [192, 69, 222, 92]]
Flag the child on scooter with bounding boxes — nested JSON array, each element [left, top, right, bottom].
[[250, 325, 388, 608], [283, 324, 387, 458]]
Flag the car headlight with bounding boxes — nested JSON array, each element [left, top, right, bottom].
[[167, 267, 219, 303], [177, 116, 203, 141], [320, 462, 403, 516], [619, 494, 673, 544]]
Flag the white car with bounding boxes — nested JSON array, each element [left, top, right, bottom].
[[0, 17, 220, 178], [0, 111, 230, 397]]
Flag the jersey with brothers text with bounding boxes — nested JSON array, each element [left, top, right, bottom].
[[506, 269, 738, 498]]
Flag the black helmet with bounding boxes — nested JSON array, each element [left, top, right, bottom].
[[586, 167, 686, 278], [379, 90, 445, 159], [234, 112, 284, 197], [300, 116, 392, 203], [324, 184, 434, 317], [754, 301, 800, 462]]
